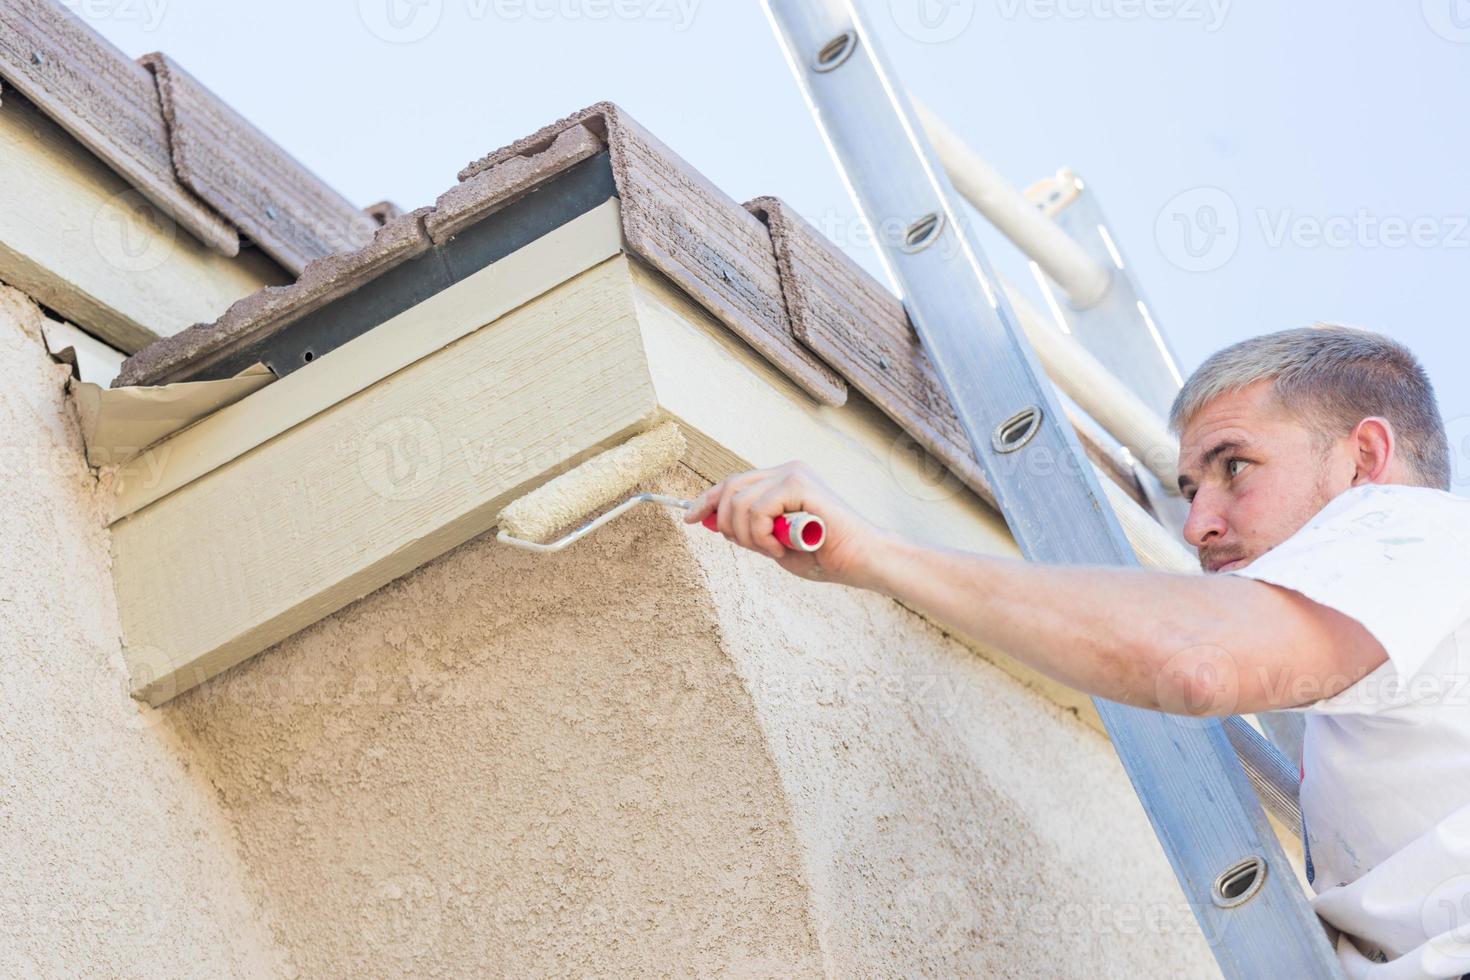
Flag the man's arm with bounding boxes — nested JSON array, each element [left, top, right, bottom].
[[685, 462, 1387, 716]]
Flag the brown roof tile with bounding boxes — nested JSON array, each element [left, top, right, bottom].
[[114, 206, 432, 387], [119, 101, 849, 408], [747, 196, 991, 502], [112, 114, 614, 387], [141, 52, 375, 276], [0, 0, 237, 255], [462, 102, 848, 407], [425, 124, 602, 243], [364, 200, 404, 226]]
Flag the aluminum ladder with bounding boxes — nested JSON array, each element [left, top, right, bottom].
[[762, 2, 1343, 975]]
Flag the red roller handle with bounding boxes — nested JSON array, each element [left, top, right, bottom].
[[701, 510, 826, 552]]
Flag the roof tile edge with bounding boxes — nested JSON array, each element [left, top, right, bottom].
[[117, 101, 849, 409]]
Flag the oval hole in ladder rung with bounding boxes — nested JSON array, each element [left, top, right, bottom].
[[813, 31, 858, 72], [901, 212, 946, 253], [992, 406, 1043, 454], [1211, 855, 1268, 909]]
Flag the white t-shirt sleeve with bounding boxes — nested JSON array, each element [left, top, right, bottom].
[[1227, 485, 1470, 703]]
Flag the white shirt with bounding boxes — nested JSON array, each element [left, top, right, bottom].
[[1230, 483, 1470, 978]]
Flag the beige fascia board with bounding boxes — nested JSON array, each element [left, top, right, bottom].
[[112, 254, 661, 705], [0, 91, 284, 353], [108, 198, 626, 523]]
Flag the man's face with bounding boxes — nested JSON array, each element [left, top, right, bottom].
[[1176, 380, 1350, 574]]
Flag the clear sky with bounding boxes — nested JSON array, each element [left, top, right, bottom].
[[85, 0, 1470, 486]]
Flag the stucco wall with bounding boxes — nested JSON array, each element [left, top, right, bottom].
[[0, 285, 290, 978], [669, 465, 1221, 977], [158, 478, 828, 977], [2, 280, 1220, 977]]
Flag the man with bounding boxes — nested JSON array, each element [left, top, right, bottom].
[[684, 325, 1470, 978]]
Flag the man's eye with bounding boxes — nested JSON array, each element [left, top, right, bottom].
[[1227, 458, 1249, 478]]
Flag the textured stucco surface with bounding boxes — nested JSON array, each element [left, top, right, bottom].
[[665, 465, 1223, 978], [4, 278, 1222, 977], [160, 475, 828, 978], [0, 285, 289, 978]]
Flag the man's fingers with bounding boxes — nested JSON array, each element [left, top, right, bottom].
[[751, 483, 803, 557], [714, 471, 767, 539], [729, 478, 776, 549], [683, 485, 720, 524], [687, 466, 815, 559]]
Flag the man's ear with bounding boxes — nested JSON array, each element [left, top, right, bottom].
[[1349, 417, 1396, 485]]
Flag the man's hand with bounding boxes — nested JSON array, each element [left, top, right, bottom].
[[682, 462, 888, 589]]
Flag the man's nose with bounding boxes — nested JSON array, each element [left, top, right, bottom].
[[1182, 492, 1227, 548]]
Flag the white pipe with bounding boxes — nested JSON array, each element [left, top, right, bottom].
[[914, 99, 1113, 309], [1001, 279, 1181, 491], [910, 102, 1181, 494]]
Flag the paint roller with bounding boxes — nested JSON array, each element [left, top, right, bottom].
[[494, 421, 826, 554]]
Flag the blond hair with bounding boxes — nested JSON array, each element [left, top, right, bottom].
[[1168, 325, 1450, 490]]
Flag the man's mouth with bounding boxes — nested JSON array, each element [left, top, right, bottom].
[[1205, 556, 1249, 574]]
